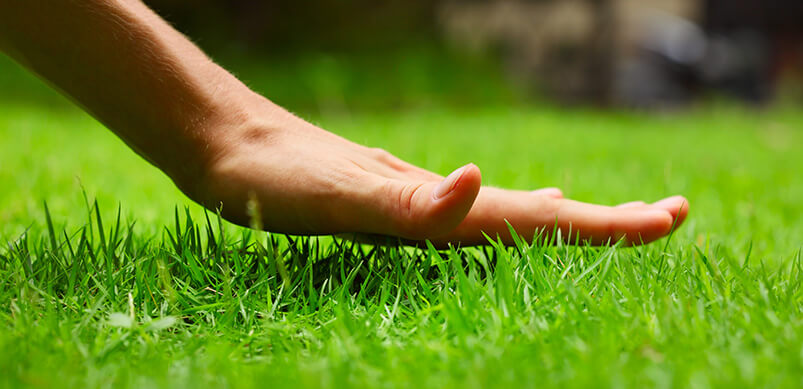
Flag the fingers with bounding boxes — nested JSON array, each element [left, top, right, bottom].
[[550, 199, 674, 245], [651, 195, 689, 228], [614, 196, 689, 228], [353, 163, 482, 239], [340, 144, 687, 247], [430, 189, 688, 247]]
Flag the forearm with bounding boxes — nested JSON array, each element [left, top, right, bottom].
[[0, 0, 268, 193]]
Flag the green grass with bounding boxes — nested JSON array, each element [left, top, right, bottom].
[[2, 55, 803, 388]]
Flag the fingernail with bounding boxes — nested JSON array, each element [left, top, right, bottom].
[[433, 164, 470, 200], [653, 195, 687, 208]]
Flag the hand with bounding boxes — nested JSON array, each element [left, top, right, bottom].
[[197, 102, 688, 247]]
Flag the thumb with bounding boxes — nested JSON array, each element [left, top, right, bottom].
[[363, 163, 481, 240]]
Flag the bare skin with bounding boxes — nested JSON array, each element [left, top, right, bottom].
[[0, 0, 688, 247]]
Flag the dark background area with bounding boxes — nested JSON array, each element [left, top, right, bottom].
[[145, 0, 439, 52], [129, 0, 803, 110], [1, 0, 801, 113]]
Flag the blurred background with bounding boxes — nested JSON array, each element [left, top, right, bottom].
[[2, 0, 802, 252], [1, 0, 802, 113]]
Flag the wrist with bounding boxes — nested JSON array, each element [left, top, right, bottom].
[[169, 84, 293, 201]]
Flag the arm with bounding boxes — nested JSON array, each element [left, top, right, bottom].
[[0, 0, 259, 193], [0, 0, 688, 246]]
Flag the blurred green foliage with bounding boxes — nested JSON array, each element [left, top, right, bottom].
[[0, 45, 523, 114]]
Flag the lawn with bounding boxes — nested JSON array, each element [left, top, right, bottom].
[[1, 54, 803, 388]]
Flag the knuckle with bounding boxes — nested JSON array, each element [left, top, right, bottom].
[[397, 182, 424, 217], [370, 147, 394, 162], [540, 196, 563, 219], [385, 181, 429, 238]]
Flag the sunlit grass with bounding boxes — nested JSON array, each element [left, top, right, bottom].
[[1, 53, 803, 387]]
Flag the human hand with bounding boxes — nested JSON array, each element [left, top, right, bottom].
[[197, 102, 688, 247]]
